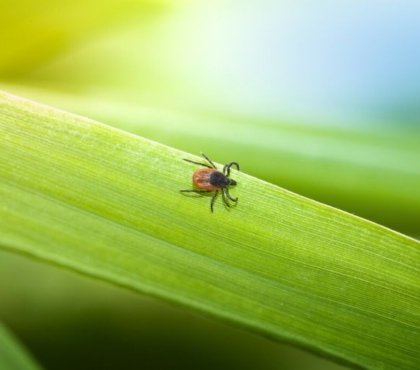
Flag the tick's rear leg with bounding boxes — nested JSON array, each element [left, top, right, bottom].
[[183, 159, 212, 168], [201, 153, 217, 169]]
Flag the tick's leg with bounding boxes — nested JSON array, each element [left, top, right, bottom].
[[221, 188, 232, 208], [223, 162, 240, 176], [210, 191, 219, 212], [201, 153, 217, 169], [183, 159, 212, 168], [225, 187, 238, 202]]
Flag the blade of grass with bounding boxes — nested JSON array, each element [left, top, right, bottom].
[[2, 84, 419, 236], [1, 91, 419, 370], [0, 323, 43, 370]]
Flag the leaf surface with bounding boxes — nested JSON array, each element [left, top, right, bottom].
[[1, 91, 419, 370]]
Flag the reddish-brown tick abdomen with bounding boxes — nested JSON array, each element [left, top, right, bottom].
[[192, 168, 218, 191]]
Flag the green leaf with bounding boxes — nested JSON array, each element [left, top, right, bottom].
[[1, 91, 419, 370], [0, 323, 43, 370], [2, 84, 419, 237]]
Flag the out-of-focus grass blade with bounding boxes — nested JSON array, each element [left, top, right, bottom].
[[0, 91, 419, 370], [0, 0, 170, 78], [0, 323, 43, 370]]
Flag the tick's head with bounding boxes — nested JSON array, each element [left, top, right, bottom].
[[229, 178, 237, 186]]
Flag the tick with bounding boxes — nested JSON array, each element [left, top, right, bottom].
[[180, 153, 239, 212]]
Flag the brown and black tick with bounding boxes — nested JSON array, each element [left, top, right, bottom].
[[180, 153, 239, 212]]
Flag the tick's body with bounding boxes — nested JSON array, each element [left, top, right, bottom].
[[181, 153, 239, 212], [193, 168, 236, 191]]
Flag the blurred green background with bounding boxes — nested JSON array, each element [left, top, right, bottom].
[[1, 1, 419, 369]]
